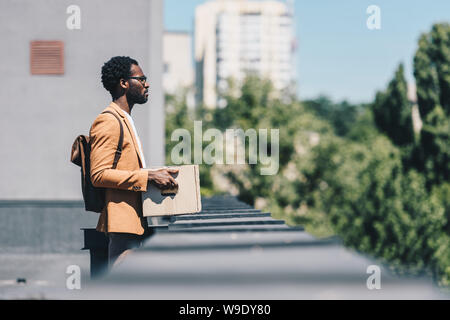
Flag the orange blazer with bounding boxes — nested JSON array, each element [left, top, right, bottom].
[[89, 102, 149, 235]]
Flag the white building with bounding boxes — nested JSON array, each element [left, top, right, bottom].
[[163, 31, 194, 95], [195, 0, 297, 108]]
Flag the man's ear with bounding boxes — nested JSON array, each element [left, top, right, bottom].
[[119, 78, 129, 90]]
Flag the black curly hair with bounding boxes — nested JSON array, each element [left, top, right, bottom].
[[101, 56, 139, 98]]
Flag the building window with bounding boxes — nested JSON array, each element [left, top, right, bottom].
[[30, 41, 64, 75]]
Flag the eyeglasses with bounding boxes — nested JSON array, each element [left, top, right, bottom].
[[128, 76, 147, 85]]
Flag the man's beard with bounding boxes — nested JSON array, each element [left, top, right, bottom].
[[127, 89, 147, 104]]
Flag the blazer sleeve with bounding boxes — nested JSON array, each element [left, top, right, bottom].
[[89, 113, 148, 192]]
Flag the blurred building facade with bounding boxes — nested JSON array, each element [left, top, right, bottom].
[[408, 83, 423, 134], [195, 0, 297, 108], [0, 0, 164, 200], [163, 31, 195, 108], [163, 31, 194, 94]]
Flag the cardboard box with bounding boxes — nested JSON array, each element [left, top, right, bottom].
[[141, 165, 201, 217]]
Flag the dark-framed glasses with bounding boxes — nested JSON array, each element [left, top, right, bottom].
[[128, 76, 147, 85]]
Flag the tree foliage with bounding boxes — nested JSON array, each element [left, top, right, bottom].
[[372, 64, 415, 146], [413, 23, 450, 187], [164, 24, 450, 286], [302, 96, 364, 137]]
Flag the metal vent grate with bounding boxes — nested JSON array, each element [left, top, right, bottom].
[[30, 41, 64, 75]]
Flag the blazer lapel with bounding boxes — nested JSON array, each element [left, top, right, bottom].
[[108, 102, 144, 168]]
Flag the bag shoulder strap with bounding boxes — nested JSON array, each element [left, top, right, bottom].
[[101, 110, 124, 169]]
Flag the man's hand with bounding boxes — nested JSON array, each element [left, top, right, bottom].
[[147, 168, 179, 190]]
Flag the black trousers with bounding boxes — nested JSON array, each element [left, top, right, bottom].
[[108, 230, 153, 268]]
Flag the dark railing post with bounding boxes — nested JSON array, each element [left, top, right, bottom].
[[82, 229, 109, 279]]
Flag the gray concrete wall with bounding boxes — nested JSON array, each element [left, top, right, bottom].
[[0, 201, 97, 253], [0, 0, 164, 200]]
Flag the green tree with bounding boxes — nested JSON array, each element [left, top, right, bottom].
[[414, 33, 441, 120], [214, 76, 333, 206], [165, 92, 216, 196], [413, 23, 450, 186], [303, 96, 364, 137], [165, 72, 450, 286], [372, 64, 415, 146], [315, 135, 447, 276], [414, 23, 450, 117]]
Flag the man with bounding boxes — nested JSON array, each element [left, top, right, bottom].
[[89, 56, 178, 268]]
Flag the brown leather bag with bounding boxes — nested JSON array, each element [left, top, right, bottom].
[[70, 111, 124, 213]]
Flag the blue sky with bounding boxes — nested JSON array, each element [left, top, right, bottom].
[[164, 0, 450, 104]]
